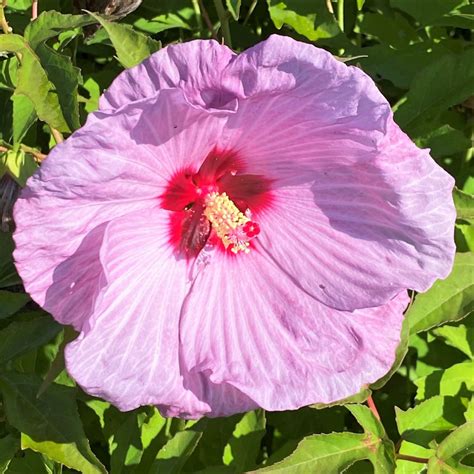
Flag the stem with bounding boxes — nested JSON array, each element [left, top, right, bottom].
[[50, 127, 64, 144], [213, 0, 232, 47], [191, 0, 203, 31], [396, 454, 429, 464], [31, 0, 38, 20], [199, 0, 218, 40], [367, 395, 381, 420], [243, 0, 258, 25], [337, 0, 344, 32], [0, 1, 11, 34]]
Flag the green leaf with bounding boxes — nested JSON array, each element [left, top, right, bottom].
[[24, 11, 94, 50], [226, 0, 241, 20], [0, 313, 61, 365], [35, 44, 82, 131], [427, 422, 474, 473], [347, 405, 386, 439], [414, 362, 474, 400], [133, 14, 191, 34], [4, 450, 53, 474], [223, 410, 266, 471], [0, 372, 107, 474], [87, 12, 161, 68], [0, 435, 20, 474], [150, 420, 205, 474], [433, 314, 474, 359], [2, 149, 38, 186], [395, 396, 467, 447], [391, 0, 469, 26], [396, 441, 434, 474], [359, 12, 419, 48], [395, 49, 474, 131], [251, 431, 394, 473], [267, 0, 340, 41], [0, 290, 30, 319], [12, 94, 37, 144], [454, 188, 474, 224], [407, 253, 474, 333], [0, 34, 69, 132]]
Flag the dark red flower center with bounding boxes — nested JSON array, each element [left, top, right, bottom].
[[161, 149, 273, 259]]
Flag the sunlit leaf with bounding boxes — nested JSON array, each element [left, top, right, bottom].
[[406, 253, 474, 333]]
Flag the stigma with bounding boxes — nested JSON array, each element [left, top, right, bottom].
[[203, 192, 260, 254]]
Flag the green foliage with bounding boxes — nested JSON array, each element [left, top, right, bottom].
[[0, 1, 472, 473], [406, 253, 474, 333]]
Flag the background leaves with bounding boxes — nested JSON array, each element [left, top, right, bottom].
[[0, 0, 472, 473]]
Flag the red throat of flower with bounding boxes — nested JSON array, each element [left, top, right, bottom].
[[161, 149, 273, 259]]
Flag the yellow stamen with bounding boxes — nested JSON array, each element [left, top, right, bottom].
[[204, 192, 252, 253]]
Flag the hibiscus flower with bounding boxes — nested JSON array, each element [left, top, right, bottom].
[[13, 35, 455, 418]]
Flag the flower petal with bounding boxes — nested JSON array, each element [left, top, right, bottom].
[[254, 119, 455, 310], [13, 89, 225, 329], [65, 208, 207, 414], [179, 250, 409, 414], [100, 40, 236, 112]]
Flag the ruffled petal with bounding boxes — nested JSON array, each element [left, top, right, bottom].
[[253, 119, 455, 310], [100, 40, 236, 112], [179, 250, 409, 415], [13, 89, 225, 329], [215, 35, 390, 184], [65, 208, 206, 414]]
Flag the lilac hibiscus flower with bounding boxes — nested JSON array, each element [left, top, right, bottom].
[[13, 35, 455, 418]]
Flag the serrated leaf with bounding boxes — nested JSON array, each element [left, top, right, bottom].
[[0, 290, 30, 319], [0, 372, 107, 474], [12, 94, 37, 144], [24, 11, 94, 50], [347, 405, 386, 439], [414, 362, 474, 400], [433, 314, 474, 359], [407, 253, 474, 333], [223, 410, 266, 471], [0, 313, 61, 365], [427, 422, 474, 473], [0, 435, 19, 474], [251, 430, 393, 473], [395, 396, 467, 447], [267, 0, 340, 41], [0, 34, 69, 132], [150, 420, 206, 474], [87, 12, 160, 68], [226, 0, 241, 20], [454, 188, 474, 224], [395, 49, 474, 131], [35, 44, 82, 131]]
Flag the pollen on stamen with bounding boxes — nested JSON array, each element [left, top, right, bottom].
[[203, 192, 260, 254]]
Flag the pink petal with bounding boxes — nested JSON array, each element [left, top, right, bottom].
[[13, 89, 225, 329], [65, 208, 206, 414], [253, 119, 455, 310], [99, 40, 236, 112], [179, 250, 409, 414]]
